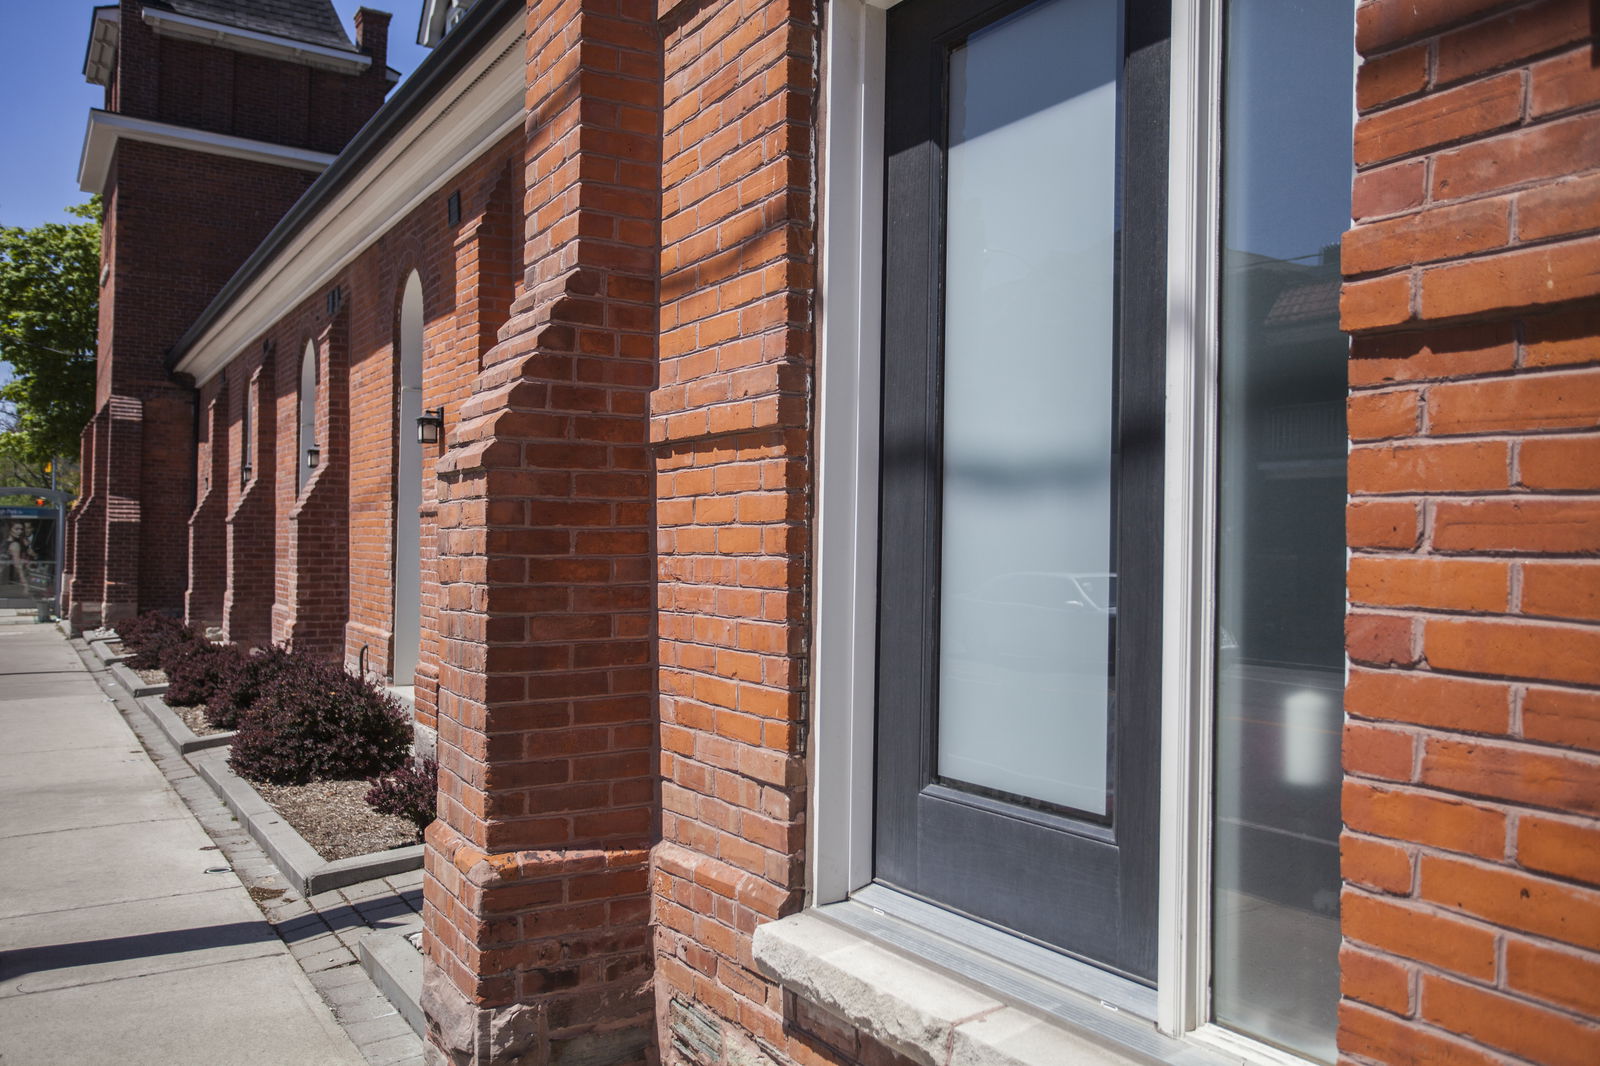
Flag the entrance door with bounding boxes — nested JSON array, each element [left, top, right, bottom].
[[394, 271, 424, 687], [874, 0, 1168, 981]]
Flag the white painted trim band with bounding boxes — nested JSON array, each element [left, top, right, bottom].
[[77, 110, 336, 195], [142, 10, 372, 75]]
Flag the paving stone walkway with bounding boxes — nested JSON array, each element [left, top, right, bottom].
[[0, 623, 425, 1066]]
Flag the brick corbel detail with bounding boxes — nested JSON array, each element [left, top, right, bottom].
[[275, 315, 351, 658], [100, 394, 144, 624], [186, 384, 230, 632], [420, 0, 662, 1063]]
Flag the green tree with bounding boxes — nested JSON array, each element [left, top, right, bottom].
[[0, 199, 100, 477]]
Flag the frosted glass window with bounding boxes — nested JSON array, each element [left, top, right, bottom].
[[935, 0, 1120, 815], [1212, 0, 1352, 1059]]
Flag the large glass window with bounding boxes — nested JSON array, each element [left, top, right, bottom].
[[1212, 1, 1353, 1060]]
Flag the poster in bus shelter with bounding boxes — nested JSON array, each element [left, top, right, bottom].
[[1, 506, 57, 600]]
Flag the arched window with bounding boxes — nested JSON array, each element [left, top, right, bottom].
[[241, 372, 254, 487], [299, 340, 318, 492], [394, 272, 424, 686]]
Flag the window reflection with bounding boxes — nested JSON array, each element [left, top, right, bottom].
[[1212, 1, 1353, 1060], [935, 0, 1120, 817]]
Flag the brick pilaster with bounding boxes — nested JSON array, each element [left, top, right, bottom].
[[186, 380, 230, 631], [67, 410, 109, 630], [414, 162, 523, 739], [275, 312, 352, 659], [222, 354, 277, 646], [419, 0, 663, 1062], [100, 395, 143, 623]]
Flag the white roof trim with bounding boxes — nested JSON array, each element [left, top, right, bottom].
[[142, 9, 373, 75], [418, 0, 478, 47], [84, 8, 121, 87], [78, 110, 337, 195], [173, 17, 525, 385]]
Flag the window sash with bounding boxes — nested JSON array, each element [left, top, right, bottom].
[[809, 1, 1337, 1062]]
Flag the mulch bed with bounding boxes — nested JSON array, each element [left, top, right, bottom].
[[169, 701, 229, 737], [136, 666, 167, 685], [251, 778, 420, 861]]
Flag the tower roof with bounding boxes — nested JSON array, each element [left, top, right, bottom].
[[143, 0, 357, 53]]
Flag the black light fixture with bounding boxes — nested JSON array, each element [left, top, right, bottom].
[[447, 191, 461, 227], [416, 408, 445, 445], [305, 445, 321, 469], [240, 462, 252, 486]]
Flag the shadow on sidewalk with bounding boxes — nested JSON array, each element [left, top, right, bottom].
[[0, 921, 278, 980]]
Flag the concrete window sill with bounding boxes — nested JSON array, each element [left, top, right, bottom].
[[754, 906, 1235, 1066]]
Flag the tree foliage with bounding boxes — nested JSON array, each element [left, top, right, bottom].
[[0, 199, 100, 471]]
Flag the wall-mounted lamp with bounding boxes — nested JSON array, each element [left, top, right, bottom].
[[416, 408, 445, 445], [305, 446, 321, 469], [240, 463, 252, 486]]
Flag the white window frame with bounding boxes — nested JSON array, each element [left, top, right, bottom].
[[807, 0, 1323, 1062]]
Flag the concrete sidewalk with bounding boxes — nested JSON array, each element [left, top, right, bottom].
[[0, 624, 367, 1066]]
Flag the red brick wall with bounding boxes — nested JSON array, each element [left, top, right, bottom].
[[68, 0, 391, 626], [185, 378, 229, 631], [1339, 3, 1600, 1064], [223, 354, 278, 646], [419, 0, 663, 1060], [648, 0, 818, 1058], [118, 0, 390, 154], [273, 310, 352, 659], [190, 132, 525, 682]]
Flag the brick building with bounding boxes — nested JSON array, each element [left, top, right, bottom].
[[67, 1, 1600, 1065]]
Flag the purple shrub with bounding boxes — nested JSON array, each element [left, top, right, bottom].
[[115, 613, 195, 670], [205, 645, 291, 730], [365, 758, 438, 834], [160, 639, 245, 709], [228, 656, 410, 785]]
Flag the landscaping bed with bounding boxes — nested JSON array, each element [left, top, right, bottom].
[[108, 611, 438, 893], [171, 702, 228, 738], [253, 778, 417, 861]]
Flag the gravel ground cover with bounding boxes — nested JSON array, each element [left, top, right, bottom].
[[170, 702, 228, 737], [136, 666, 167, 685], [252, 778, 419, 861]]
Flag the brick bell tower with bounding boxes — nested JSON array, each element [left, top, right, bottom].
[[66, 0, 393, 628]]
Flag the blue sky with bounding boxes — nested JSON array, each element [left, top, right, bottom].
[[0, 2, 433, 230]]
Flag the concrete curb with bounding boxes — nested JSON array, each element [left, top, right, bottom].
[[137, 694, 236, 754], [188, 748, 425, 897], [109, 659, 168, 696], [91, 639, 133, 665], [357, 931, 424, 1037]]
